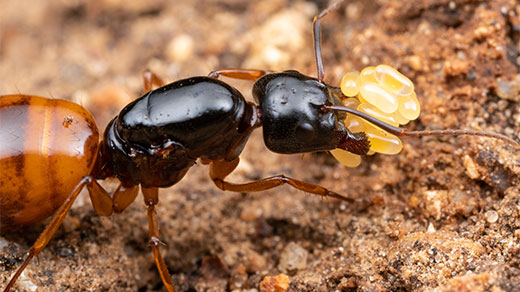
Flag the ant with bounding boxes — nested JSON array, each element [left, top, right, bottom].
[[1, 1, 518, 291]]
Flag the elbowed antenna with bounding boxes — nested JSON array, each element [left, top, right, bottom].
[[322, 105, 520, 148]]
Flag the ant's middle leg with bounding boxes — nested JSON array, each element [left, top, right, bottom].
[[208, 68, 272, 81], [86, 181, 140, 215], [209, 157, 373, 204], [142, 187, 176, 292]]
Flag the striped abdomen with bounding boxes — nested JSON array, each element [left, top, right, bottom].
[[0, 95, 99, 229]]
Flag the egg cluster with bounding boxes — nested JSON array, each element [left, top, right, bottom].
[[330, 65, 421, 167]]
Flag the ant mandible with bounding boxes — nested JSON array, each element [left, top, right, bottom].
[[1, 0, 518, 291]]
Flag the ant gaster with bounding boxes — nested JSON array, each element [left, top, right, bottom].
[[2, 0, 518, 291]]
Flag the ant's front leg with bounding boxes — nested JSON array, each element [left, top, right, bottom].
[[208, 157, 375, 204]]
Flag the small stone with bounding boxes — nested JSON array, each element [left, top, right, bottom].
[[485, 210, 498, 223], [443, 59, 469, 76], [278, 242, 308, 272], [427, 222, 436, 233], [463, 155, 480, 180], [259, 274, 290, 292], [496, 76, 520, 101], [245, 249, 267, 273], [423, 190, 448, 220], [18, 271, 37, 292], [408, 55, 424, 71]]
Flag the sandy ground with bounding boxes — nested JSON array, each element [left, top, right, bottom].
[[1, 0, 520, 291]]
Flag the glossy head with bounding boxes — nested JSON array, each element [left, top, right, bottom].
[[252, 70, 348, 154]]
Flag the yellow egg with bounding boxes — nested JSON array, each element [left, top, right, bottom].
[[397, 91, 421, 120], [374, 64, 414, 96], [364, 123, 403, 155], [345, 115, 365, 133], [330, 149, 361, 167], [342, 97, 360, 109], [359, 82, 399, 114], [357, 103, 399, 127], [359, 66, 377, 85], [340, 71, 360, 97], [392, 110, 410, 125]]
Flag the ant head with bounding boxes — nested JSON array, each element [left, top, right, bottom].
[[252, 70, 349, 154]]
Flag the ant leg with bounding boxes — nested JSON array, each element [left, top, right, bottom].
[[313, 0, 346, 81], [86, 179, 113, 216], [143, 69, 166, 93], [112, 184, 139, 213], [208, 68, 272, 81], [142, 187, 176, 292], [209, 158, 373, 204], [3, 177, 92, 292]]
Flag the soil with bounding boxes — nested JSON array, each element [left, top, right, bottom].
[[1, 0, 520, 291]]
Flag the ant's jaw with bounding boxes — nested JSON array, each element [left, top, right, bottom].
[[336, 131, 370, 155]]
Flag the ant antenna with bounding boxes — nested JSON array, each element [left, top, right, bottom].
[[322, 105, 520, 148], [313, 0, 345, 81]]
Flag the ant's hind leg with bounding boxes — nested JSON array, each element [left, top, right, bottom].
[[209, 158, 375, 204], [208, 68, 272, 81], [3, 177, 92, 292], [142, 187, 176, 292], [143, 69, 166, 93]]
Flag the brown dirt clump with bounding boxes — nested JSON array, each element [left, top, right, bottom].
[[1, 0, 519, 291]]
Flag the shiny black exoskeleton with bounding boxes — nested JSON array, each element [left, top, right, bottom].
[[253, 70, 369, 154], [98, 71, 369, 189], [98, 76, 259, 188]]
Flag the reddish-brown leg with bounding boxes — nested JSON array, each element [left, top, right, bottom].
[[87, 179, 113, 216], [208, 68, 272, 81], [112, 184, 139, 213], [3, 177, 137, 292], [4, 177, 96, 292], [142, 187, 176, 292], [143, 69, 166, 93], [88, 181, 140, 215], [209, 158, 371, 204]]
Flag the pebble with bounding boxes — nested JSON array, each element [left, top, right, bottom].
[[278, 242, 308, 272], [463, 155, 480, 180], [245, 249, 267, 273], [485, 210, 498, 224], [496, 75, 520, 101], [259, 274, 290, 292]]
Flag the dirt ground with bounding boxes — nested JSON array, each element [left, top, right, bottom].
[[1, 0, 520, 291]]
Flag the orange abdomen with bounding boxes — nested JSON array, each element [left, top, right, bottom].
[[0, 95, 99, 230]]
